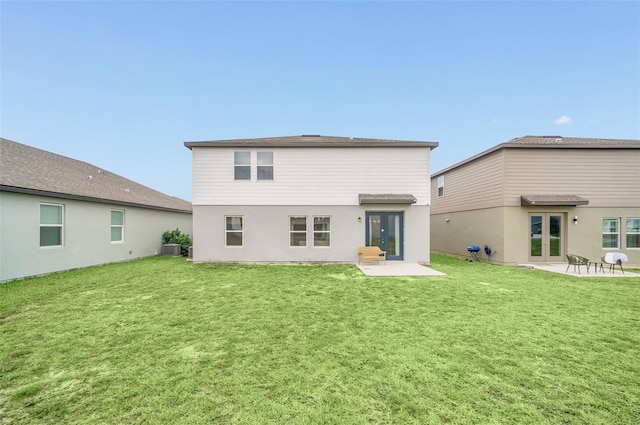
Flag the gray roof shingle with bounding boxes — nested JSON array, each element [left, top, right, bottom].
[[184, 134, 439, 149], [1, 138, 191, 213], [506, 135, 640, 147]]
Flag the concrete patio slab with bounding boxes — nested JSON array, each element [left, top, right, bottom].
[[525, 263, 640, 278], [356, 261, 446, 277]]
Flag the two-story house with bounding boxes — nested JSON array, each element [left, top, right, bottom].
[[185, 135, 438, 264], [430, 136, 640, 267]]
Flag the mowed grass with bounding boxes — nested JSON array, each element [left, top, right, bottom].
[[1, 255, 639, 424]]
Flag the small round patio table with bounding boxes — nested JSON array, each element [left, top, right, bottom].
[[588, 261, 604, 274]]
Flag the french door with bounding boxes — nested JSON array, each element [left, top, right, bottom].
[[529, 213, 565, 262], [366, 212, 404, 260]]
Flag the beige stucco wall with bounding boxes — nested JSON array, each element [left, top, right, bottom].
[[431, 207, 506, 263], [432, 205, 640, 267]]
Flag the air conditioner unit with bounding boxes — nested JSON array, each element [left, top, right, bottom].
[[162, 243, 181, 256]]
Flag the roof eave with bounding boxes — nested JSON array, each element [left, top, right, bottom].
[[184, 137, 438, 150], [1, 185, 193, 214]]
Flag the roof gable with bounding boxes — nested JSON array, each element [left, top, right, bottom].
[[0, 138, 191, 213]]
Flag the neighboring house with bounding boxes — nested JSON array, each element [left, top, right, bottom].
[[430, 136, 640, 267], [0, 138, 192, 282], [184, 135, 438, 264]]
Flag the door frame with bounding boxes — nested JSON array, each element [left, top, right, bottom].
[[365, 211, 404, 261], [528, 212, 566, 262]]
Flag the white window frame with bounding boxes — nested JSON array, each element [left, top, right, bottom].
[[40, 203, 64, 248], [234, 151, 274, 181], [110, 209, 125, 243], [234, 151, 251, 181], [290, 216, 307, 247], [626, 218, 640, 249], [437, 175, 444, 197], [602, 218, 620, 249], [313, 216, 331, 247], [225, 216, 244, 247], [257, 151, 274, 181]]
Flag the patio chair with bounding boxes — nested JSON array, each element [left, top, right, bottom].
[[602, 252, 628, 274], [566, 254, 589, 274], [484, 245, 497, 263]]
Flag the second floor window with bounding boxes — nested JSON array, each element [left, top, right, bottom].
[[257, 151, 274, 180], [234, 151, 251, 180], [234, 151, 274, 181], [437, 176, 444, 197]]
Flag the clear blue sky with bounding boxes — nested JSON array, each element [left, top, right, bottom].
[[2, 1, 639, 202]]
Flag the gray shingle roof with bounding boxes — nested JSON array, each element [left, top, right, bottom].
[[1, 138, 191, 213], [184, 134, 438, 149], [506, 135, 640, 147], [432, 135, 640, 176]]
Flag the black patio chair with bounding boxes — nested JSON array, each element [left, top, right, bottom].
[[484, 245, 496, 263]]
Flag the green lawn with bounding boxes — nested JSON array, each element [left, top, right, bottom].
[[1, 254, 639, 424]]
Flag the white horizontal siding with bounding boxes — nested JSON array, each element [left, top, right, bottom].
[[192, 147, 432, 206]]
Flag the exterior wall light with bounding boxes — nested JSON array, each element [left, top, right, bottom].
[[573, 216, 578, 224]]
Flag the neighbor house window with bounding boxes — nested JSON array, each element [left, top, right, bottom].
[[234, 151, 251, 180], [40, 203, 63, 247], [226, 216, 243, 246], [626, 218, 640, 249], [111, 209, 124, 242], [290, 216, 307, 247], [437, 176, 444, 197], [257, 151, 274, 180], [602, 218, 620, 249], [313, 216, 331, 247]]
